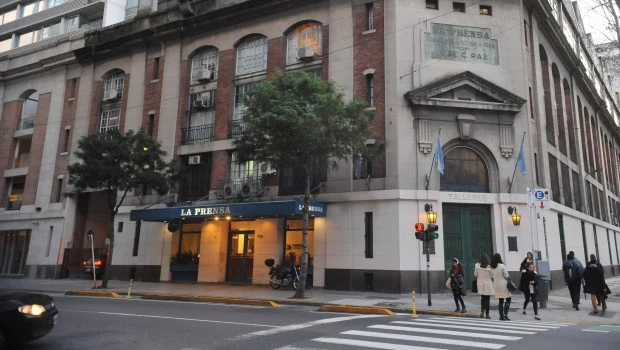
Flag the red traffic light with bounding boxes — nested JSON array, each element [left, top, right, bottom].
[[414, 223, 424, 231]]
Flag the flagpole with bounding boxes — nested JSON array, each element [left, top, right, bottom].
[[508, 132, 526, 193], [425, 128, 441, 190]]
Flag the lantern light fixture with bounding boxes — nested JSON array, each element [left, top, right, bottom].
[[424, 203, 437, 224], [507, 206, 521, 226]]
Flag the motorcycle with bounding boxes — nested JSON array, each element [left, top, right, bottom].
[[265, 258, 300, 290]]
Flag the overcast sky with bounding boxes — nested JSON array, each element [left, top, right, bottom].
[[577, 0, 618, 44]]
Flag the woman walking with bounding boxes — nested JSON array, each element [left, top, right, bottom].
[[519, 252, 534, 273], [449, 258, 466, 313], [474, 255, 493, 318], [490, 253, 512, 320], [583, 254, 608, 313], [519, 262, 541, 320]]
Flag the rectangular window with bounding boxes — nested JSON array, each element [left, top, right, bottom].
[[453, 2, 465, 12], [45, 226, 53, 257], [152, 57, 160, 80], [529, 87, 534, 119], [524, 20, 529, 47], [191, 49, 218, 83], [480, 5, 492, 16], [508, 236, 518, 251], [426, 0, 438, 9], [22, 2, 37, 18], [67, 78, 77, 99], [103, 74, 124, 100], [366, 3, 375, 30], [572, 171, 582, 212], [55, 178, 63, 202], [65, 16, 79, 33], [236, 37, 267, 75], [117, 222, 123, 233], [593, 224, 600, 259], [581, 221, 588, 261], [2, 9, 17, 24], [125, 0, 138, 20], [47, 0, 63, 8], [18, 31, 35, 47], [0, 38, 12, 53], [607, 230, 613, 267], [364, 212, 373, 258], [100, 108, 121, 132], [234, 83, 255, 120], [561, 163, 572, 208], [558, 214, 566, 263], [132, 220, 141, 256], [548, 154, 560, 202], [62, 128, 70, 153], [148, 113, 155, 137], [366, 74, 374, 107]]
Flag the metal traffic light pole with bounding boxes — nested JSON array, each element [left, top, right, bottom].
[[425, 234, 432, 306]]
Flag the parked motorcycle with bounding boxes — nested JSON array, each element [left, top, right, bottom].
[[265, 258, 300, 290]]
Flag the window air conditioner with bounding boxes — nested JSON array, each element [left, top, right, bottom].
[[241, 183, 252, 197], [297, 46, 315, 61], [188, 155, 201, 165], [103, 88, 120, 101], [260, 163, 276, 175], [223, 183, 235, 198], [196, 68, 213, 82]]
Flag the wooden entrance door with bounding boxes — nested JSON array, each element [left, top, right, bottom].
[[226, 231, 255, 283], [443, 204, 493, 287]]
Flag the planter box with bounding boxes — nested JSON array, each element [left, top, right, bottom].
[[170, 264, 198, 282]]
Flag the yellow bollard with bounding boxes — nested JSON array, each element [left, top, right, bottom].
[[127, 278, 133, 299], [412, 290, 418, 318]]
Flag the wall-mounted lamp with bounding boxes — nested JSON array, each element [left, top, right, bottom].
[[507, 206, 521, 226], [424, 203, 437, 224]]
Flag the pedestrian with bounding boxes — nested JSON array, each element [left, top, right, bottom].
[[519, 262, 541, 320], [519, 252, 534, 273], [563, 252, 584, 310], [589, 254, 605, 306], [490, 253, 512, 321], [583, 254, 608, 314], [474, 255, 493, 319], [449, 258, 467, 313]]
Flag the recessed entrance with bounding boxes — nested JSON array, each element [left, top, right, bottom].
[[226, 231, 254, 283]]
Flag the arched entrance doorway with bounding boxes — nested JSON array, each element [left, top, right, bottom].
[[441, 146, 494, 286]]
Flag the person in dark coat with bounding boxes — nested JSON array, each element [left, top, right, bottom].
[[583, 255, 607, 314], [589, 254, 604, 306], [519, 262, 541, 320], [520, 252, 534, 273], [562, 252, 584, 310], [449, 258, 467, 313]]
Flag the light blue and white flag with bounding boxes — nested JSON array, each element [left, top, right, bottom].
[[434, 134, 444, 175], [517, 141, 527, 176]]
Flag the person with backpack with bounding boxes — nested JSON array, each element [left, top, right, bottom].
[[563, 252, 584, 310]]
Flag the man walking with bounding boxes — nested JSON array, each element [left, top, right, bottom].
[[563, 252, 584, 310]]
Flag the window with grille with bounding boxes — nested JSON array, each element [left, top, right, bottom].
[[191, 48, 218, 84], [102, 72, 124, 101], [100, 108, 120, 132], [440, 147, 489, 192], [234, 83, 256, 120], [366, 74, 374, 107], [236, 37, 267, 75], [287, 23, 322, 65], [230, 152, 259, 184], [366, 3, 375, 31]]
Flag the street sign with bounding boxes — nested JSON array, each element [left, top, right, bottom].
[[533, 188, 549, 201], [537, 201, 550, 210], [87, 230, 94, 242]]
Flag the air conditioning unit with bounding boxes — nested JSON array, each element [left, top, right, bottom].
[[195, 68, 213, 82], [260, 163, 276, 175], [188, 155, 201, 165], [240, 183, 252, 197], [103, 88, 120, 101], [192, 98, 213, 110], [223, 183, 235, 198], [297, 46, 315, 61]]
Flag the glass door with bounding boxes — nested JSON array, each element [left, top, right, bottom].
[[226, 231, 254, 283]]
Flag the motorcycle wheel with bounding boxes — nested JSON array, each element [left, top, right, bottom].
[[270, 276, 281, 289]]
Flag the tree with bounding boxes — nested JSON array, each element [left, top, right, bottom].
[[68, 129, 176, 288], [234, 71, 379, 298]]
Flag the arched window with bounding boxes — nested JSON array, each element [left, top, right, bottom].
[[100, 70, 125, 132], [440, 147, 489, 192], [102, 70, 124, 101], [20, 91, 39, 129], [236, 36, 267, 75], [563, 79, 576, 163], [191, 47, 218, 84], [286, 22, 322, 65], [552, 64, 566, 155], [539, 45, 555, 145]]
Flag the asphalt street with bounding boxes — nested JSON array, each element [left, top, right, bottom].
[[15, 294, 620, 350]]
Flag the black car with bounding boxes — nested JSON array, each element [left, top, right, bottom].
[[0, 292, 58, 348], [83, 257, 106, 278]]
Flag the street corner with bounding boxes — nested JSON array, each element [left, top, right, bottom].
[[65, 290, 121, 298], [140, 293, 280, 307], [318, 304, 394, 315]]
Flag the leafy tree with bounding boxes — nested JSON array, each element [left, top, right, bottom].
[[68, 129, 176, 288], [234, 71, 379, 298]]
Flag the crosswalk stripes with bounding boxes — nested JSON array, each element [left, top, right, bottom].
[[309, 316, 575, 349]]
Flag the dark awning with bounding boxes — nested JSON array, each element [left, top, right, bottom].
[[129, 200, 326, 222]]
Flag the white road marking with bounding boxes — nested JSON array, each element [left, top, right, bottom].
[[368, 325, 521, 341], [342, 330, 505, 349], [582, 329, 610, 333], [229, 315, 384, 341], [64, 310, 276, 327], [393, 320, 536, 335], [438, 317, 561, 329], [441, 316, 573, 327], [416, 319, 551, 331], [313, 337, 448, 350], [60, 295, 266, 308]]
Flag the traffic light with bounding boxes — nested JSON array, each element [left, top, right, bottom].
[[414, 223, 426, 240], [426, 224, 439, 240]]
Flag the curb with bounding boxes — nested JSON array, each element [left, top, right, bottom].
[[140, 294, 280, 307], [319, 304, 394, 315], [65, 290, 120, 298]]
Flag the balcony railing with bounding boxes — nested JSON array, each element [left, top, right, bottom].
[[7, 198, 22, 210], [228, 120, 247, 138], [19, 116, 35, 129], [13, 153, 29, 168], [181, 124, 214, 144]]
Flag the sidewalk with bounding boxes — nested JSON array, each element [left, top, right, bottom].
[[2, 276, 619, 324]]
